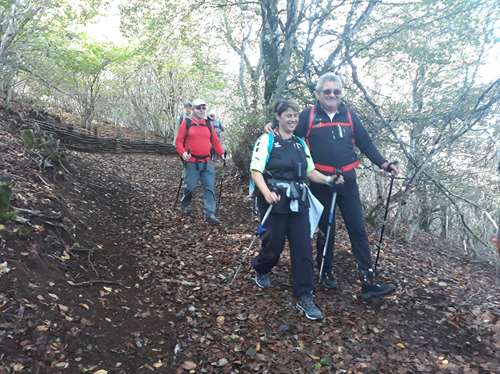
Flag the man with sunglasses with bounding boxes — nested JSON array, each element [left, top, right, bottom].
[[267, 72, 398, 300], [303, 73, 400, 299], [175, 98, 225, 225]]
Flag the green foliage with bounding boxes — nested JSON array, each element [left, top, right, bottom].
[[228, 107, 267, 179], [0, 177, 15, 224], [23, 128, 65, 167], [21, 129, 34, 149], [0, 210, 16, 224], [50, 38, 131, 76]]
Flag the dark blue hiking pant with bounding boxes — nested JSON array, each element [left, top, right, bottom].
[[310, 169, 373, 273]]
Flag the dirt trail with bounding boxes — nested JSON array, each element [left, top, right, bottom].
[[1, 122, 499, 373]]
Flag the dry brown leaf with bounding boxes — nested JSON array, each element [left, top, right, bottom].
[[60, 251, 71, 261], [216, 315, 225, 327], [437, 358, 449, 369], [181, 361, 197, 370], [216, 358, 228, 366], [79, 303, 90, 310], [36, 324, 49, 332]]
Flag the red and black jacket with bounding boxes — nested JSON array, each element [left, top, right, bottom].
[[294, 102, 385, 174], [175, 117, 224, 162]]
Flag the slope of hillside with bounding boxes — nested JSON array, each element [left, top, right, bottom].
[[1, 106, 498, 373]]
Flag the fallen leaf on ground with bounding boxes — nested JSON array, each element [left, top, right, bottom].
[[181, 361, 197, 370], [79, 303, 90, 310]]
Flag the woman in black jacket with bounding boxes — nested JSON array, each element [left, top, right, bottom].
[[250, 99, 342, 321]]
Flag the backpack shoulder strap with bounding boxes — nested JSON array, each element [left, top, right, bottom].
[[295, 135, 306, 150], [205, 118, 214, 142], [249, 132, 274, 195], [183, 118, 192, 146], [305, 105, 316, 139], [265, 131, 274, 166]]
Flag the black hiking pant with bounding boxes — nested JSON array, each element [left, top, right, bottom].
[[252, 208, 314, 298], [310, 169, 373, 274]]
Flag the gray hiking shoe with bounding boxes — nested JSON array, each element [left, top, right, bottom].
[[296, 294, 323, 321], [206, 215, 220, 225], [181, 204, 192, 215], [359, 269, 397, 300], [255, 272, 271, 289], [319, 270, 338, 289]]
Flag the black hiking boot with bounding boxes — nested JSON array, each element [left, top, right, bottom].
[[296, 293, 323, 321], [254, 272, 271, 289], [359, 269, 396, 300], [319, 270, 338, 289]]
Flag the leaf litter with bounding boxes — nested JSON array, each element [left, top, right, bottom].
[[0, 107, 499, 373]]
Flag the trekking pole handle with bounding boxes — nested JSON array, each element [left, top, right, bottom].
[[181, 148, 191, 162], [383, 161, 399, 176], [334, 168, 343, 181]]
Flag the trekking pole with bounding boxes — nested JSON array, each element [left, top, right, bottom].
[[374, 174, 395, 272], [318, 189, 338, 284], [173, 157, 188, 208], [173, 175, 183, 207], [216, 152, 227, 214], [229, 204, 273, 285]]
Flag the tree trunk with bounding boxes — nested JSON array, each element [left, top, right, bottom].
[[260, 0, 280, 105], [440, 205, 448, 239]]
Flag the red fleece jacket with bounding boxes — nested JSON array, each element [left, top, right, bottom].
[[175, 117, 224, 162]]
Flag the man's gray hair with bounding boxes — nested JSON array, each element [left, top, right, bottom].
[[315, 73, 343, 92]]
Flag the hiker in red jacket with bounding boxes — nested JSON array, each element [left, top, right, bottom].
[[175, 98, 225, 225]]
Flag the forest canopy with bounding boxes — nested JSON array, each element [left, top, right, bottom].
[[1, 0, 499, 259]]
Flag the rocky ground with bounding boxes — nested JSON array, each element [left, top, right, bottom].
[[0, 106, 499, 373]]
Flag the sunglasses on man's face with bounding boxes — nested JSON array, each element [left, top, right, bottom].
[[195, 105, 207, 110], [322, 88, 342, 96]]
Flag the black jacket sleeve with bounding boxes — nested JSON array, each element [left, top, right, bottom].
[[351, 111, 386, 167], [294, 108, 310, 138]]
